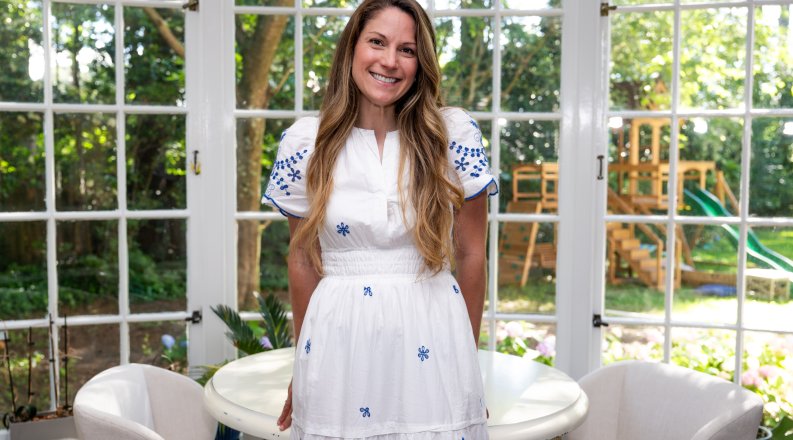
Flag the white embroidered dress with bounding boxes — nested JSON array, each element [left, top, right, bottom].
[[263, 107, 498, 440]]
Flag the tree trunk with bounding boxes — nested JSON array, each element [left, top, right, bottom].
[[235, 10, 291, 309]]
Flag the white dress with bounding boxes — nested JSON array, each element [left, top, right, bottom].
[[263, 107, 498, 440]]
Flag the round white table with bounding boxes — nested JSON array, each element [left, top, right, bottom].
[[204, 348, 588, 440]]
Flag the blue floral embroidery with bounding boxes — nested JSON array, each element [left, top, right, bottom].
[[449, 138, 490, 180], [363, 286, 373, 296], [305, 338, 311, 354], [418, 346, 430, 362], [265, 147, 309, 198], [453, 285, 460, 294], [337, 222, 351, 236], [360, 407, 371, 417]]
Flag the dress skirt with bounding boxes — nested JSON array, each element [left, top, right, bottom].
[[290, 248, 489, 439]]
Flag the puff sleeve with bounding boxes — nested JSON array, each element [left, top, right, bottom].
[[261, 117, 318, 218], [443, 107, 499, 200]]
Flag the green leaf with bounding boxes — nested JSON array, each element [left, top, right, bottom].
[[257, 293, 292, 349], [210, 304, 263, 356]]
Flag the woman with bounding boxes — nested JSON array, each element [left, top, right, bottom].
[[263, 0, 498, 437]]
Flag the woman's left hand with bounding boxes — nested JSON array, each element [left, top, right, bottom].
[[277, 379, 293, 431]]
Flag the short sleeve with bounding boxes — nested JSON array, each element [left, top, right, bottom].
[[443, 108, 499, 200], [261, 117, 318, 218]]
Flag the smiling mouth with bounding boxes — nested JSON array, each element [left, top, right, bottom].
[[371, 72, 399, 84]]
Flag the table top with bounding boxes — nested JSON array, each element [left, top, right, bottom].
[[204, 348, 588, 440]]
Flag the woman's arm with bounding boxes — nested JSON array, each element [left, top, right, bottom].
[[278, 217, 322, 432], [453, 192, 489, 346], [287, 216, 322, 345]]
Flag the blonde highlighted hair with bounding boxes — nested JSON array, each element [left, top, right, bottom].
[[293, 0, 464, 274]]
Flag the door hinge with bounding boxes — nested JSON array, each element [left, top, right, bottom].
[[600, 2, 616, 16], [190, 150, 201, 175], [185, 310, 202, 324], [182, 0, 199, 12], [593, 314, 610, 327]]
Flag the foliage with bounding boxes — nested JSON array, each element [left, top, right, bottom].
[[211, 292, 293, 358]]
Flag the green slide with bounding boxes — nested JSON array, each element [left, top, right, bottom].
[[683, 188, 793, 273]]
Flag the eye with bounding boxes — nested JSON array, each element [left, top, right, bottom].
[[369, 38, 384, 46], [400, 47, 416, 56]]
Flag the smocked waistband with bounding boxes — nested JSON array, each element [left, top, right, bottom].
[[322, 248, 439, 277]]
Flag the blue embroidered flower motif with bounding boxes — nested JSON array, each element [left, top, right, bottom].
[[453, 285, 460, 294], [360, 407, 371, 418], [448, 139, 491, 180], [469, 119, 479, 131], [336, 223, 351, 236], [265, 148, 309, 198], [418, 346, 430, 362], [363, 286, 373, 296], [305, 338, 311, 354]]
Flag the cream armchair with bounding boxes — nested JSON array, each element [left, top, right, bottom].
[[73, 363, 216, 440], [568, 360, 764, 440]]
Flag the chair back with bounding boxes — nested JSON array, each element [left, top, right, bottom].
[[74, 363, 215, 440], [568, 361, 763, 440]]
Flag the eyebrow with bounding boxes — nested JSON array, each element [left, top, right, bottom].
[[365, 31, 416, 46]]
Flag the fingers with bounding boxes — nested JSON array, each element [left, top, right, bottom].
[[277, 380, 294, 431], [277, 398, 292, 431]]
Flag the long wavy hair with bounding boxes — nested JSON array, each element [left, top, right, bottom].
[[292, 0, 464, 274]]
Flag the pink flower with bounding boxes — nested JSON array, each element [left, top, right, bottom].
[[758, 365, 779, 380], [537, 335, 556, 357], [505, 321, 524, 338], [741, 369, 762, 387]]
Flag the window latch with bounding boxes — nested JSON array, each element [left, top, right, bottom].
[[185, 310, 202, 324], [182, 0, 199, 11], [593, 314, 610, 327], [600, 2, 616, 16]]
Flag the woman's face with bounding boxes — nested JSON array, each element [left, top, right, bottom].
[[351, 7, 419, 111]]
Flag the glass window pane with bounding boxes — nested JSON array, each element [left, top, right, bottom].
[[57, 220, 118, 315], [743, 226, 793, 332], [238, 219, 290, 312], [612, 0, 671, 5], [51, 3, 116, 104], [0, 1, 44, 102], [128, 219, 186, 314], [303, 15, 348, 111], [68, 324, 120, 404], [497, 221, 556, 315], [237, 117, 292, 212], [0, 222, 47, 321], [492, 321, 556, 366], [680, 8, 747, 110], [753, 6, 793, 110], [303, 0, 359, 7], [435, 0, 493, 9], [501, 16, 560, 112], [743, 331, 793, 430], [436, 17, 493, 112], [500, 120, 559, 213], [130, 321, 188, 373], [124, 7, 185, 106], [0, 327, 52, 413], [609, 10, 672, 111], [126, 114, 186, 210], [0, 112, 45, 212], [237, 0, 293, 6], [751, 118, 793, 218], [502, 0, 559, 9], [236, 14, 295, 110], [678, 118, 743, 217], [608, 117, 673, 216], [602, 325, 664, 364], [605, 221, 668, 319], [675, 224, 738, 325], [54, 113, 117, 211], [671, 328, 735, 380]]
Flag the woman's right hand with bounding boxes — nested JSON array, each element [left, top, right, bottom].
[[277, 379, 293, 431]]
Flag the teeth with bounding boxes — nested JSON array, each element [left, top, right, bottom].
[[372, 72, 397, 83]]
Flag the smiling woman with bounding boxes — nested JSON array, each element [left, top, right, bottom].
[[261, 0, 497, 438]]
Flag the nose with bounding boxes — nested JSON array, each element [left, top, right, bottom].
[[381, 48, 398, 69]]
